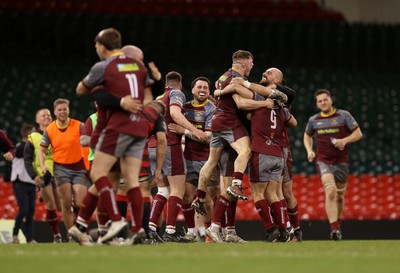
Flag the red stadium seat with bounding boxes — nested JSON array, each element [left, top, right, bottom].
[[1, 172, 399, 222]]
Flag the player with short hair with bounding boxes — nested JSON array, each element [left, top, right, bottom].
[[39, 98, 88, 233], [191, 50, 255, 228], [167, 76, 217, 241], [69, 28, 152, 245], [303, 89, 362, 240], [147, 71, 207, 243], [24, 108, 62, 243]]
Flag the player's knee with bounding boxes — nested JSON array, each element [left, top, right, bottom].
[[243, 146, 252, 158], [324, 181, 337, 200], [336, 187, 346, 201]]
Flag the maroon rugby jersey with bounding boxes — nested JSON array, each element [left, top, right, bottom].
[[305, 109, 359, 164], [251, 100, 292, 158], [148, 87, 186, 147], [82, 53, 149, 138], [211, 69, 247, 132]]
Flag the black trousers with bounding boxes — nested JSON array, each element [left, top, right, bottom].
[[12, 180, 36, 242]]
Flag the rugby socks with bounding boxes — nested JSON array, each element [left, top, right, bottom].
[[182, 202, 195, 230], [226, 200, 237, 227], [280, 199, 291, 228], [94, 176, 121, 221], [196, 189, 206, 201], [96, 200, 110, 227], [165, 196, 182, 234], [233, 172, 244, 181], [212, 195, 229, 225], [46, 209, 60, 235], [287, 204, 300, 229], [142, 197, 151, 237], [255, 199, 275, 230], [149, 194, 167, 230], [127, 187, 143, 233], [270, 201, 286, 229], [76, 191, 98, 232], [330, 220, 340, 232], [232, 172, 244, 186]]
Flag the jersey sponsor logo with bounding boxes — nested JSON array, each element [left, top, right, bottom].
[[265, 140, 273, 145], [117, 63, 140, 72], [156, 93, 165, 100], [218, 75, 228, 82], [194, 112, 205, 122], [317, 128, 340, 135]]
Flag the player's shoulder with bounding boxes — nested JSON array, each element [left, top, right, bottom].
[[218, 69, 232, 82], [308, 112, 321, 122], [170, 88, 185, 96], [336, 109, 352, 116], [205, 100, 216, 109], [184, 100, 192, 107]]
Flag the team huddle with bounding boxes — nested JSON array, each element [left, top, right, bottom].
[[4, 26, 362, 244]]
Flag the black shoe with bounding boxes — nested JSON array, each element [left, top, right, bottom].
[[265, 228, 280, 242], [292, 228, 303, 242], [278, 228, 290, 242], [149, 229, 164, 243], [191, 197, 208, 215], [162, 232, 192, 243], [330, 230, 342, 241]]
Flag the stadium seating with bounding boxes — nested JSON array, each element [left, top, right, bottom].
[[0, 0, 345, 21], [1, 174, 399, 221]]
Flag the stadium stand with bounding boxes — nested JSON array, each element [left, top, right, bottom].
[[0, 0, 344, 21], [1, 173, 400, 221]]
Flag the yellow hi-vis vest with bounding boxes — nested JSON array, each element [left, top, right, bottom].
[[28, 131, 54, 176]]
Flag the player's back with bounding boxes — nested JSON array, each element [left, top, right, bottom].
[[103, 55, 148, 101], [251, 106, 289, 158]]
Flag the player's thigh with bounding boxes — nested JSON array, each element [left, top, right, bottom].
[[120, 156, 142, 186], [230, 136, 251, 155]]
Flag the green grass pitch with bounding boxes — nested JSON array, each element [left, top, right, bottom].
[[1, 241, 399, 273]]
